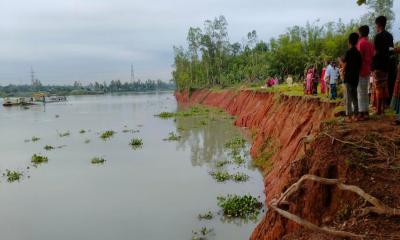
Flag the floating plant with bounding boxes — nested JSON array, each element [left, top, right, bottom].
[[5, 170, 23, 182], [31, 154, 49, 164], [44, 145, 54, 151], [91, 157, 106, 165], [129, 138, 143, 149], [217, 194, 262, 219], [100, 130, 115, 140], [163, 132, 181, 141]]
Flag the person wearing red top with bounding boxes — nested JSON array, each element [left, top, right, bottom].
[[356, 25, 374, 120]]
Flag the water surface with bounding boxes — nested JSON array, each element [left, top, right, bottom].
[[0, 92, 264, 240]]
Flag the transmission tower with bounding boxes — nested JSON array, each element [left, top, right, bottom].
[[30, 67, 35, 86], [131, 64, 135, 82]]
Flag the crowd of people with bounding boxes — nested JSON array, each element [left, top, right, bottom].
[[304, 16, 399, 123]]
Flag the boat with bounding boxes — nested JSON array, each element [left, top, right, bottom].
[[44, 96, 67, 103], [3, 97, 35, 107]]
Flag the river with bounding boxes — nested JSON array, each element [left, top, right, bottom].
[[0, 92, 264, 240]]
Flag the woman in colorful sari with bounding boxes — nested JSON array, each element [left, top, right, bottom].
[[305, 68, 314, 95], [320, 62, 328, 94], [390, 47, 400, 124]]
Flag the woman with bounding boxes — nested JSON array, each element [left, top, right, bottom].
[[305, 68, 314, 95], [390, 47, 400, 124], [320, 62, 327, 94]]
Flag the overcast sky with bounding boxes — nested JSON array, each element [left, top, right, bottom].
[[0, 0, 398, 85]]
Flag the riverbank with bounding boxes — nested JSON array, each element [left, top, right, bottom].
[[175, 89, 400, 239]]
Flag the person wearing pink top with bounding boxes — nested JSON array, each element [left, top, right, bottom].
[[356, 25, 374, 120]]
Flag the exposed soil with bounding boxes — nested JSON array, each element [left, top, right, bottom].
[[175, 89, 400, 239]]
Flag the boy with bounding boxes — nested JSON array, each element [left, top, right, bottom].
[[343, 33, 362, 122]]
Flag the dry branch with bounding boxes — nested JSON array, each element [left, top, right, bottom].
[[270, 174, 400, 239]]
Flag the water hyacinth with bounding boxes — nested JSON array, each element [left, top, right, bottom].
[[217, 194, 262, 219], [5, 170, 23, 182], [31, 154, 49, 164], [100, 130, 115, 140], [130, 138, 143, 149], [91, 157, 106, 165]]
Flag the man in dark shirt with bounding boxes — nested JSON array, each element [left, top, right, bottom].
[[372, 16, 396, 103], [344, 32, 362, 121]]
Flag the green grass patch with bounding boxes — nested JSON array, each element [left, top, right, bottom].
[[224, 137, 246, 149], [5, 170, 23, 182], [91, 157, 106, 165], [130, 138, 143, 149], [217, 194, 262, 219], [155, 112, 176, 119], [198, 211, 213, 220], [44, 145, 54, 151], [100, 130, 115, 140], [31, 154, 49, 164]]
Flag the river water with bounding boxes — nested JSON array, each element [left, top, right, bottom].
[[0, 92, 264, 240]]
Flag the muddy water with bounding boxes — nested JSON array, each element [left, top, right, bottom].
[[0, 92, 264, 240]]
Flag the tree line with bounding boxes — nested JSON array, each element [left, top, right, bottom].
[[0, 79, 175, 97], [172, 0, 394, 90]]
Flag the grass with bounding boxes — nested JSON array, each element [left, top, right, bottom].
[[44, 145, 54, 151], [31, 154, 49, 164], [224, 137, 246, 149], [100, 130, 115, 140], [155, 106, 217, 120], [31, 136, 40, 142], [91, 157, 106, 164], [59, 131, 70, 137], [231, 172, 250, 182], [198, 211, 213, 220], [163, 132, 181, 141], [216, 159, 231, 167], [232, 154, 245, 165], [209, 170, 231, 182], [130, 138, 143, 149], [217, 194, 262, 219], [5, 170, 23, 182]]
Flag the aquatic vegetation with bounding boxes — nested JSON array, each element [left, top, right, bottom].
[[129, 138, 143, 148], [232, 154, 245, 165], [209, 171, 231, 182], [59, 131, 70, 137], [163, 132, 181, 141], [198, 211, 213, 220], [224, 137, 246, 149], [231, 172, 250, 182], [217, 194, 262, 219], [122, 129, 140, 133], [216, 160, 231, 167], [44, 145, 54, 151], [79, 129, 86, 134], [84, 139, 91, 144], [100, 130, 115, 140], [31, 154, 49, 164], [31, 136, 40, 142], [55, 114, 60, 118], [91, 157, 106, 165], [191, 227, 212, 240], [199, 120, 207, 126], [155, 112, 175, 119], [5, 170, 23, 182]]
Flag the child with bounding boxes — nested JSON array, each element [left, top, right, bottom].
[[343, 33, 362, 122]]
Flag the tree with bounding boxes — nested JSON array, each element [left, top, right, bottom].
[[361, 0, 394, 32]]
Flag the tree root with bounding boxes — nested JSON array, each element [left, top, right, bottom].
[[269, 174, 400, 239]]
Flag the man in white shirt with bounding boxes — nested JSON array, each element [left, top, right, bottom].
[[325, 61, 340, 100]]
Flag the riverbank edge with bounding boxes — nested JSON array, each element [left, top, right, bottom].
[[175, 89, 340, 239]]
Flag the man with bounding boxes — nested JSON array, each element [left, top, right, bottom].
[[357, 25, 374, 120], [343, 33, 362, 122], [373, 16, 395, 105], [325, 61, 340, 100]]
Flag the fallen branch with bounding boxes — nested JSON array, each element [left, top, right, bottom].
[[323, 133, 369, 150], [270, 174, 400, 239]]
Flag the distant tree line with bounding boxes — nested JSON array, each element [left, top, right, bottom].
[[173, 0, 394, 90], [0, 79, 175, 97]]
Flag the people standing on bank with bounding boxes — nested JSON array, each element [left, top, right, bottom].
[[356, 25, 374, 120], [312, 66, 320, 96], [325, 61, 340, 100], [390, 47, 400, 124], [320, 62, 327, 95], [372, 16, 393, 115], [343, 33, 362, 122]]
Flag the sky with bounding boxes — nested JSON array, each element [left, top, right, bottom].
[[0, 0, 398, 85]]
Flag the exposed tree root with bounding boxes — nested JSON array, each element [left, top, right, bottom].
[[269, 174, 400, 239]]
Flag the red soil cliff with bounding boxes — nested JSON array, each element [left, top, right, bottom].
[[175, 89, 400, 239]]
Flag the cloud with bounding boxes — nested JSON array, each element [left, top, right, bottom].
[[0, 0, 396, 85]]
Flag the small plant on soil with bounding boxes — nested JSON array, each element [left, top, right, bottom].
[[217, 194, 262, 219], [209, 170, 231, 182], [91, 157, 106, 165], [31, 154, 49, 164], [231, 172, 250, 182], [5, 170, 23, 182], [100, 130, 115, 140], [44, 145, 54, 151], [59, 131, 70, 137], [31, 136, 40, 142], [198, 211, 213, 220], [163, 132, 181, 141], [216, 160, 231, 167], [79, 129, 86, 134], [130, 138, 143, 148]]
